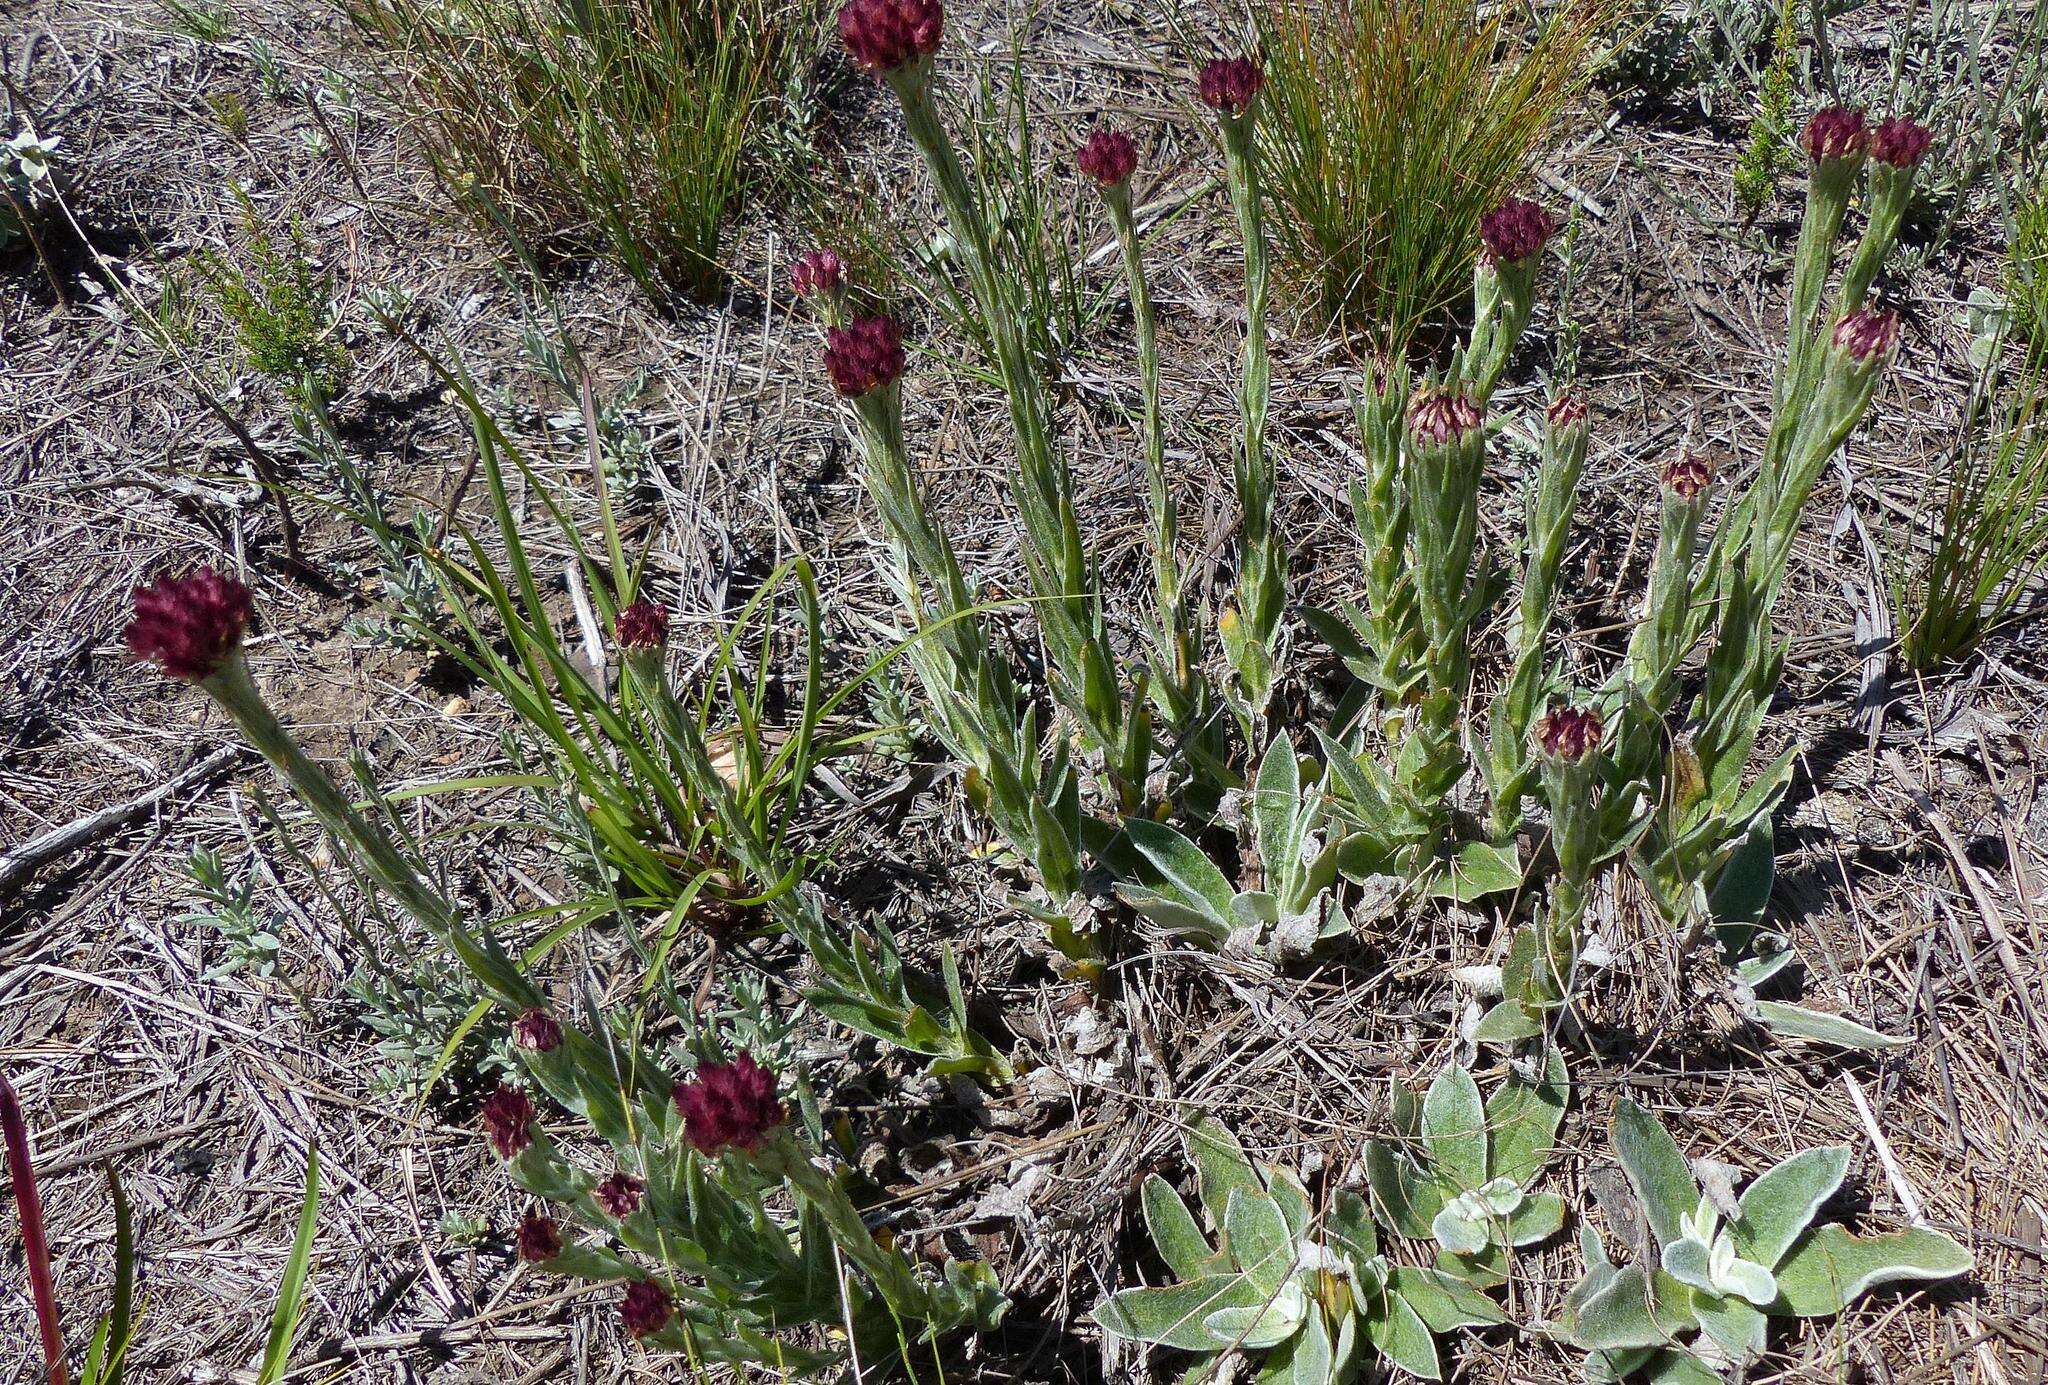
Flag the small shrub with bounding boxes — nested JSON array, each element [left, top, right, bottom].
[[1731, 0, 1800, 219], [1255, 0, 1616, 345], [194, 193, 348, 400], [182, 844, 285, 979], [347, 0, 826, 303]]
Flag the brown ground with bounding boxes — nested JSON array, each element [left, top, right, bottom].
[[4, 0, 2046, 1380]]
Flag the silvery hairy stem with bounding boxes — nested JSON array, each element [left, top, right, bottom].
[[202, 653, 537, 1008], [882, 58, 1130, 774], [1466, 255, 1540, 407], [828, 369, 1091, 961], [1101, 179, 1200, 729], [1349, 373, 1423, 701], [1215, 104, 1285, 712], [1487, 405, 1588, 837]]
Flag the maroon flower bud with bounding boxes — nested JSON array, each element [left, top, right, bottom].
[[1408, 389, 1482, 447], [1868, 117, 1932, 169], [1479, 197, 1555, 266], [1662, 455, 1715, 500], [619, 1279, 674, 1340], [516, 1212, 562, 1263], [1198, 57, 1263, 117], [836, 0, 941, 75], [125, 566, 254, 682], [1535, 706, 1604, 761], [614, 600, 669, 651], [1077, 128, 1138, 188], [593, 1171, 646, 1219], [1831, 306, 1899, 362], [1546, 394, 1589, 430], [480, 1084, 534, 1159], [512, 1009, 562, 1052], [674, 1052, 785, 1155], [824, 315, 907, 397], [1801, 106, 1867, 164], [790, 249, 847, 299]]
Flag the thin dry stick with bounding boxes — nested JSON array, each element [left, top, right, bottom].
[[1884, 749, 2048, 1053]]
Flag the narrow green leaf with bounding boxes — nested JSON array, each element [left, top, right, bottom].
[[258, 1144, 319, 1384], [1125, 819, 1236, 917], [1752, 1001, 1911, 1050]]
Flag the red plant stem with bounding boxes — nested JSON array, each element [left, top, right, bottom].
[[1, 1072, 67, 1385]]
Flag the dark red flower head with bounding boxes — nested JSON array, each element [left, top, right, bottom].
[[837, 0, 942, 75], [1198, 57, 1263, 117], [513, 1009, 562, 1053], [1801, 106, 1867, 164], [1831, 306, 1899, 362], [790, 249, 847, 299], [1078, 128, 1138, 188], [824, 315, 907, 397], [674, 1052, 784, 1155], [1535, 706, 1604, 761], [594, 1170, 646, 1218], [516, 1212, 562, 1263], [620, 1279, 674, 1340], [1868, 117, 1932, 169], [1662, 455, 1715, 500], [126, 566, 253, 681], [1479, 197, 1555, 266], [481, 1084, 534, 1159], [1408, 389, 1482, 447], [1546, 394, 1589, 430], [614, 600, 669, 651]]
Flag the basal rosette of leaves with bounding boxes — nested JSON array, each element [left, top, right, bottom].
[[1562, 1100, 1971, 1381], [1364, 1053, 1569, 1288], [1092, 1116, 1506, 1381]]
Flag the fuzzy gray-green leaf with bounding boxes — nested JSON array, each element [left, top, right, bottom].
[[1142, 1174, 1217, 1280], [1732, 1145, 1849, 1268], [1611, 1099, 1699, 1249], [1770, 1224, 1973, 1317], [1421, 1064, 1489, 1191]]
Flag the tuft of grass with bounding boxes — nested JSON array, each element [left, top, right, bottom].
[[2010, 173, 2048, 359], [1892, 367, 2048, 671], [1255, 0, 1616, 348], [346, 0, 825, 305]]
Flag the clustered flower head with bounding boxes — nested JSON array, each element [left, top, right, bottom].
[[1536, 706, 1604, 761], [1868, 117, 1932, 169], [1832, 306, 1900, 362], [1077, 128, 1138, 189], [824, 315, 908, 397], [619, 1279, 674, 1340], [480, 1084, 535, 1159], [1662, 454, 1716, 500], [1801, 106, 1867, 164], [674, 1052, 785, 1154], [837, 0, 942, 75], [1408, 389, 1482, 447], [125, 566, 254, 682], [512, 1009, 562, 1052], [614, 599, 670, 652], [516, 1212, 562, 1263], [1546, 393, 1589, 430], [594, 1171, 646, 1218], [1198, 57, 1263, 117], [1479, 197, 1556, 267], [790, 249, 847, 300]]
